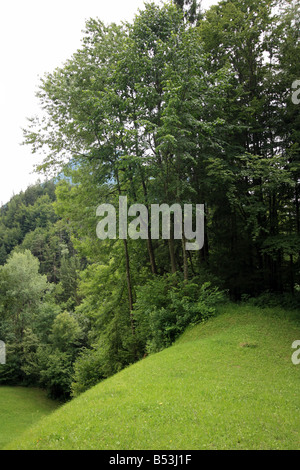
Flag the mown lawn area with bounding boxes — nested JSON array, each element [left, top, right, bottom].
[[0, 386, 59, 449]]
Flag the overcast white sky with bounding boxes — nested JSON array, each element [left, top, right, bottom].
[[0, 0, 218, 205]]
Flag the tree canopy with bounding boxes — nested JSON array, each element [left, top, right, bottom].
[[0, 0, 299, 399]]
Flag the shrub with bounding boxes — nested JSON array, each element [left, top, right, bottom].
[[71, 347, 105, 397], [0, 342, 24, 385], [245, 291, 300, 310], [134, 274, 225, 353], [37, 347, 74, 400], [71, 315, 137, 397]]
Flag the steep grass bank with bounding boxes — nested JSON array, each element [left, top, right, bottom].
[[5, 304, 300, 450]]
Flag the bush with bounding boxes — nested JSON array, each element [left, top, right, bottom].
[[71, 313, 137, 397], [37, 347, 74, 400], [245, 291, 300, 310], [0, 342, 24, 385], [71, 347, 105, 397], [134, 274, 226, 354]]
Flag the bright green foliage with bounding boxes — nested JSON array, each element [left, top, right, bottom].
[[20, 312, 84, 399], [0, 251, 51, 385], [0, 181, 57, 264], [25, 312, 83, 399], [0, 0, 299, 402], [134, 274, 225, 353], [23, 0, 299, 298], [71, 347, 105, 397], [173, 0, 202, 24], [50, 312, 82, 352], [0, 251, 50, 340], [56, 255, 82, 310], [37, 347, 74, 400]]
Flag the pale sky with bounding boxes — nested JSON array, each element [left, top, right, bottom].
[[0, 0, 218, 206]]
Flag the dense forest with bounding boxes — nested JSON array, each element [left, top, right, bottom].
[[0, 0, 299, 400]]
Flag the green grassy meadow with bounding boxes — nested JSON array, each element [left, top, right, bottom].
[[0, 386, 59, 449], [3, 304, 300, 450]]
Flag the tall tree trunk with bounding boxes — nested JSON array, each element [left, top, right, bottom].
[[168, 229, 177, 274], [141, 176, 158, 275], [116, 170, 135, 336], [182, 235, 188, 282], [199, 203, 209, 264], [290, 254, 294, 294], [295, 180, 300, 235], [133, 106, 158, 276], [123, 238, 135, 336], [147, 237, 157, 275]]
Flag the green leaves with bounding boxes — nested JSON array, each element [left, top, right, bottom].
[[5, 0, 298, 398]]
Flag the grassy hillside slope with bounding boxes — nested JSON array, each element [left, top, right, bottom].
[[6, 304, 300, 450], [0, 387, 59, 449]]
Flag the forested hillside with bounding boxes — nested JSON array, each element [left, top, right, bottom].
[[0, 0, 299, 401]]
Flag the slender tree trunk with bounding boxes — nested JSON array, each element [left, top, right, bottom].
[[188, 251, 196, 276], [141, 177, 158, 275], [295, 180, 300, 235], [123, 238, 135, 335], [147, 237, 157, 275], [115, 170, 135, 336], [132, 105, 158, 276], [290, 254, 294, 294], [200, 203, 209, 264], [182, 235, 188, 282], [168, 230, 177, 274]]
